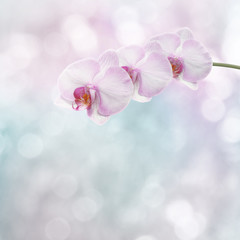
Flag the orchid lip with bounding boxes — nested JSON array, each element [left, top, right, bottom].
[[168, 56, 184, 78], [72, 86, 95, 111]]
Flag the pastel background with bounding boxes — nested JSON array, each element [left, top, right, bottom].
[[0, 0, 240, 239]]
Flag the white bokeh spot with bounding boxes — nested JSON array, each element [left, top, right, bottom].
[[18, 133, 43, 159]]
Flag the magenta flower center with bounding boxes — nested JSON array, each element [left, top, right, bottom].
[[122, 66, 138, 83], [72, 86, 92, 111], [168, 56, 183, 78]]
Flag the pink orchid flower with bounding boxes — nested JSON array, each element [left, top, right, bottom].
[[117, 45, 173, 102], [148, 28, 212, 90], [55, 50, 134, 125]]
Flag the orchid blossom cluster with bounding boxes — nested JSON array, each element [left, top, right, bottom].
[[55, 28, 214, 125]]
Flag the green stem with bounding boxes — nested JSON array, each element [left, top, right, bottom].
[[213, 62, 240, 70]]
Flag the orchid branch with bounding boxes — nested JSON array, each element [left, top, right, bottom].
[[213, 62, 240, 70], [56, 27, 240, 125]]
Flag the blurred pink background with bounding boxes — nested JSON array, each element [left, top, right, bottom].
[[0, 0, 240, 239]]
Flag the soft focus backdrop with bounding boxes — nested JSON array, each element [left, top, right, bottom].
[[0, 0, 240, 239]]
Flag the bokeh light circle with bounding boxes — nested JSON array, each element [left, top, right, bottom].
[[72, 197, 100, 222], [45, 218, 71, 240], [219, 116, 240, 142], [135, 235, 157, 240], [17, 133, 43, 158], [201, 98, 226, 122], [53, 175, 78, 199]]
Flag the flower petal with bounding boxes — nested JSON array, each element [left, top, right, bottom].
[[178, 77, 199, 90], [87, 91, 109, 125], [96, 67, 133, 115], [58, 59, 100, 101], [144, 40, 163, 54], [132, 77, 152, 102], [181, 39, 212, 82], [98, 49, 119, 72], [177, 27, 194, 42], [151, 33, 181, 55], [117, 45, 145, 67], [136, 53, 172, 97]]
